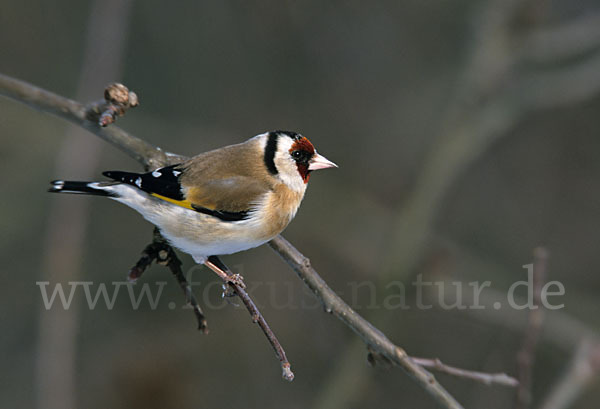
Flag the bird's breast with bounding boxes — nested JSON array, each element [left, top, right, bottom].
[[250, 183, 305, 240]]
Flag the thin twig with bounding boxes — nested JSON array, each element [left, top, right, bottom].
[[205, 256, 294, 382], [410, 357, 519, 387], [129, 229, 208, 333], [515, 247, 549, 409]]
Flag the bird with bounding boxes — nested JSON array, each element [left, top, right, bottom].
[[48, 130, 337, 278]]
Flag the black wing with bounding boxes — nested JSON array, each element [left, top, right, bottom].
[[103, 165, 184, 200]]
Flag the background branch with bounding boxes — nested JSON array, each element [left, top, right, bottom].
[[539, 339, 600, 409], [32, 2, 133, 409], [524, 11, 600, 62], [515, 247, 548, 409]]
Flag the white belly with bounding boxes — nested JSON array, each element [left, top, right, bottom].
[[109, 184, 281, 263]]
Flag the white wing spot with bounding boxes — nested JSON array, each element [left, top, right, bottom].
[[152, 170, 162, 177], [135, 177, 142, 188], [172, 170, 181, 177]]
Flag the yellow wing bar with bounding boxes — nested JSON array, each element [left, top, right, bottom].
[[151, 193, 196, 210]]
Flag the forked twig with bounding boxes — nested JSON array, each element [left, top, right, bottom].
[[129, 228, 208, 334], [366, 347, 517, 387], [411, 357, 519, 387]]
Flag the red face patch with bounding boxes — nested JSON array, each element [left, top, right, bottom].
[[291, 137, 315, 155], [289, 137, 315, 183]]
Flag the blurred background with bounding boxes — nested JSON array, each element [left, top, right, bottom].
[[2, 1, 600, 408]]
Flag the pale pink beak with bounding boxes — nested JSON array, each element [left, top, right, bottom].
[[308, 152, 338, 171]]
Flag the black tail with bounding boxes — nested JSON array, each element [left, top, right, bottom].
[[48, 180, 115, 197]]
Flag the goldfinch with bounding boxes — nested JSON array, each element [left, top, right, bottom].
[[49, 130, 337, 265]]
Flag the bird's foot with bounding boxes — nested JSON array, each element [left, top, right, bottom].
[[226, 273, 246, 289]]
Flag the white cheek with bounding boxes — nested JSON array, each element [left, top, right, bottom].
[[276, 161, 306, 193], [271, 134, 308, 193]]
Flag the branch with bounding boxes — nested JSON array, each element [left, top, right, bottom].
[[0, 73, 515, 409]]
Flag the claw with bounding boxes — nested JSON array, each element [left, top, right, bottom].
[[227, 273, 246, 289]]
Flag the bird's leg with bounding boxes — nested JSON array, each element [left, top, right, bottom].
[[204, 256, 246, 289]]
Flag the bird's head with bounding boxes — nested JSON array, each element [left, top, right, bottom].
[[264, 130, 337, 192]]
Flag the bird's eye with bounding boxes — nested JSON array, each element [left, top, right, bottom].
[[291, 150, 302, 160]]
